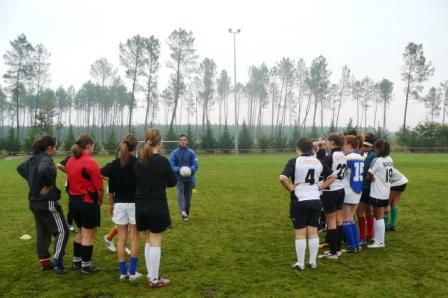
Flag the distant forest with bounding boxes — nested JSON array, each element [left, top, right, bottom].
[[1, 30, 447, 153]]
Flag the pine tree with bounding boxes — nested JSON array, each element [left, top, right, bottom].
[[201, 121, 216, 152], [238, 121, 253, 152], [218, 125, 234, 153]]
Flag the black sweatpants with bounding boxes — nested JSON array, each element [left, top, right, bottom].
[[30, 200, 69, 262]]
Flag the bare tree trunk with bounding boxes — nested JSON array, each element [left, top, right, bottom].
[[402, 64, 413, 131]]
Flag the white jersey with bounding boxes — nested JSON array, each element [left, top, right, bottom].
[[323, 150, 346, 191], [344, 152, 364, 204], [390, 168, 408, 187], [281, 155, 329, 202], [368, 156, 394, 200]]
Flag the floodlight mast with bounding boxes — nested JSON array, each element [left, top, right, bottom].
[[228, 28, 241, 153]]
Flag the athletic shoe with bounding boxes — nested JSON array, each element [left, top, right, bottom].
[[119, 274, 129, 280], [53, 266, 66, 275], [149, 277, 170, 288], [81, 266, 101, 274], [367, 242, 385, 249], [308, 263, 317, 269], [319, 252, 338, 260], [104, 235, 116, 252], [389, 226, 396, 232], [323, 250, 342, 257], [182, 215, 189, 222], [367, 239, 375, 245], [291, 262, 305, 271], [129, 272, 143, 281], [68, 225, 77, 233], [125, 247, 131, 255], [71, 263, 82, 271]]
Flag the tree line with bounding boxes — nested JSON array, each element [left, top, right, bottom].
[[1, 30, 448, 152]]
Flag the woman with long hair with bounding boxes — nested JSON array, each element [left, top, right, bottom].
[[65, 134, 103, 273], [17, 136, 69, 274], [367, 139, 393, 248], [320, 132, 346, 260], [342, 134, 364, 253], [106, 133, 141, 280], [135, 128, 177, 288]]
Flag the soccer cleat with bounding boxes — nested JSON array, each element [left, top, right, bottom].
[[367, 239, 375, 246], [308, 263, 317, 269], [119, 274, 129, 280], [71, 262, 82, 271], [104, 235, 116, 252], [53, 266, 66, 275], [81, 266, 101, 274], [367, 242, 385, 249], [389, 226, 396, 232], [319, 252, 338, 259], [182, 215, 189, 222], [291, 262, 305, 271], [129, 272, 143, 281], [125, 247, 131, 255], [149, 277, 171, 288]]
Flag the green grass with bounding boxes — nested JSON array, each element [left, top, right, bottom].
[[1, 153, 447, 297]]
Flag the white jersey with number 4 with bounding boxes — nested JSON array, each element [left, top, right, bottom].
[[293, 156, 323, 201], [368, 156, 394, 200]]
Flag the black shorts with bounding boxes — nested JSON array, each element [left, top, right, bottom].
[[391, 183, 407, 192], [368, 197, 389, 208], [321, 189, 345, 213], [290, 199, 321, 229], [69, 196, 101, 229], [136, 200, 171, 233], [359, 189, 370, 204]]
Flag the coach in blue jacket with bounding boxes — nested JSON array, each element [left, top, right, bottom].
[[168, 134, 199, 222]]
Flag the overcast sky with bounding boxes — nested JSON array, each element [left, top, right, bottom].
[[1, 0, 447, 131]]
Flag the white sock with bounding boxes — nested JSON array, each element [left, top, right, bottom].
[[295, 239, 306, 266], [149, 246, 161, 282], [308, 237, 319, 265], [374, 219, 385, 244], [144, 243, 151, 278]]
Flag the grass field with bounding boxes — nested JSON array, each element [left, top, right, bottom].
[[0, 153, 447, 297]]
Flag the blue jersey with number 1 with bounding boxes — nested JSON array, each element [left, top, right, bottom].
[[347, 155, 364, 194]]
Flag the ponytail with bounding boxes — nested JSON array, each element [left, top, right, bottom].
[[32, 135, 56, 154], [373, 139, 390, 157], [139, 128, 161, 166], [72, 134, 95, 159], [119, 133, 138, 167]]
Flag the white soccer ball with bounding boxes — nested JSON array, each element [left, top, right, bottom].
[[180, 166, 192, 177]]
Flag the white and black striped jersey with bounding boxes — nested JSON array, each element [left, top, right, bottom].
[[281, 154, 332, 202], [322, 149, 346, 191], [390, 168, 408, 187], [368, 156, 394, 200]]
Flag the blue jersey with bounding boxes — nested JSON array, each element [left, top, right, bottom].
[[344, 152, 364, 204]]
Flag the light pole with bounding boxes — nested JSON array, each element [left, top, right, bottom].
[[228, 28, 241, 153]]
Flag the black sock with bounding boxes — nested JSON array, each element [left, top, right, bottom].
[[328, 229, 338, 255], [73, 242, 82, 265], [337, 225, 344, 251], [81, 245, 93, 268]]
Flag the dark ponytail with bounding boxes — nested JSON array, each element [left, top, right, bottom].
[[119, 133, 138, 167], [71, 134, 95, 159], [373, 139, 391, 157], [32, 135, 57, 154]]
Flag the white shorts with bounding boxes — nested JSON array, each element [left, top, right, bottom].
[[112, 203, 136, 225], [344, 188, 361, 205]]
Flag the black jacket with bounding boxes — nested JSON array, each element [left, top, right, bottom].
[[17, 153, 61, 202]]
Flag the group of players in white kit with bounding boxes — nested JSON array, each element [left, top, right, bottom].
[[279, 131, 408, 270]]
